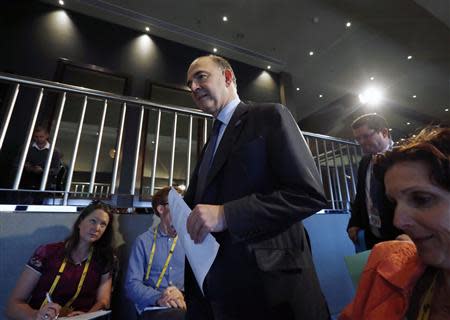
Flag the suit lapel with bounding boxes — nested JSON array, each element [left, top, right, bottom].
[[204, 102, 249, 188]]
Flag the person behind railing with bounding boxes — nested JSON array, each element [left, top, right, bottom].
[[13, 125, 63, 204], [125, 186, 186, 320], [5, 201, 115, 320], [347, 113, 401, 250], [20, 125, 62, 190], [340, 126, 450, 319]]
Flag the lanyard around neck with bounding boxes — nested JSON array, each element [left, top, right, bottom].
[[417, 271, 439, 320], [145, 226, 178, 289], [41, 246, 94, 309]]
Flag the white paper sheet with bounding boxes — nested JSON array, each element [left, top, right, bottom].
[[168, 188, 220, 295], [143, 306, 169, 311], [58, 310, 111, 320]]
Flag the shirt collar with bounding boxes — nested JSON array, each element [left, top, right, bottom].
[[32, 141, 50, 150], [153, 223, 172, 238], [216, 96, 240, 125]]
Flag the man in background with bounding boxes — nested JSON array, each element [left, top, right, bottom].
[[348, 113, 401, 249], [21, 125, 61, 190]]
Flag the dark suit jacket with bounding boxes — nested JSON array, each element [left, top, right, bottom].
[[184, 102, 329, 320], [348, 155, 400, 248]]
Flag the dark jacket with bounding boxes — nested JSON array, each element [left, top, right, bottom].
[[348, 155, 401, 248], [184, 102, 329, 320]]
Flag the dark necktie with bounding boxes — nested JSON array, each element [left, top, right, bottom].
[[194, 119, 222, 204], [370, 160, 384, 213]]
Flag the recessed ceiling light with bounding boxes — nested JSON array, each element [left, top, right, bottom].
[[406, 122, 411, 125], [319, 94, 323, 98], [59, 0, 64, 5], [407, 55, 413, 60], [389, 128, 392, 131], [213, 48, 218, 53], [267, 65, 271, 70], [222, 16, 228, 22], [412, 134, 416, 138], [145, 26, 150, 32], [412, 95, 417, 98], [370, 76, 375, 81], [296, 87, 300, 91], [309, 51, 314, 56], [401, 138, 405, 141], [346, 21, 351, 28], [445, 108, 449, 112]]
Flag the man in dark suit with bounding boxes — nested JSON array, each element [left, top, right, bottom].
[[183, 55, 329, 320], [348, 113, 401, 249]]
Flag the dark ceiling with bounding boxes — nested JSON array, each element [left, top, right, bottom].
[[41, 0, 449, 141]]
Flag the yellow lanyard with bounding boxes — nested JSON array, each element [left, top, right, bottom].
[[417, 272, 438, 320], [41, 247, 94, 309], [145, 226, 178, 289]]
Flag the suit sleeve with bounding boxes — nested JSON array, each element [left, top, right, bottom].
[[224, 104, 327, 243]]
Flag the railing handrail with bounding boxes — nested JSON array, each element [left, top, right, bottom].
[[0, 72, 212, 118], [303, 131, 357, 146], [0, 72, 358, 146]]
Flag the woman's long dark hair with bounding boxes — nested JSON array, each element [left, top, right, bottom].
[[64, 201, 115, 269]]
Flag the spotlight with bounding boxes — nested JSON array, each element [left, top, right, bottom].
[[359, 86, 383, 106]]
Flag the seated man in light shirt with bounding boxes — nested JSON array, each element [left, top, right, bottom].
[[125, 186, 186, 320]]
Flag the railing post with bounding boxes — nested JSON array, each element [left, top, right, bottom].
[[168, 113, 178, 186], [186, 115, 193, 188], [130, 106, 144, 195], [150, 110, 162, 196], [63, 96, 88, 205], [89, 99, 108, 194], [0, 84, 20, 151], [40, 92, 66, 191], [110, 102, 127, 195], [13, 88, 44, 190]]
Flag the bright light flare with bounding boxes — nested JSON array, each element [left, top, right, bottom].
[[359, 87, 383, 105]]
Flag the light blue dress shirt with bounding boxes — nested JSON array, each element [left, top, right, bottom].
[[213, 96, 240, 155], [125, 224, 185, 314]]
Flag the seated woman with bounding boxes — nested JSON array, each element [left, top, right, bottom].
[[340, 126, 450, 319], [6, 201, 115, 320]]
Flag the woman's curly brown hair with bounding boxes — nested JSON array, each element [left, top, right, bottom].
[[375, 126, 450, 191]]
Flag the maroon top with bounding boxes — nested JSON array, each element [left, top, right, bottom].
[[27, 242, 111, 312]]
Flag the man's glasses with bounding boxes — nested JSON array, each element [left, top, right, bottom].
[[354, 130, 377, 143]]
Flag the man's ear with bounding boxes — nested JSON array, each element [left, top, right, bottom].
[[381, 128, 389, 138], [156, 204, 164, 216], [224, 69, 233, 86]]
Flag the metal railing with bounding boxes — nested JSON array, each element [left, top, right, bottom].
[[0, 72, 361, 209]]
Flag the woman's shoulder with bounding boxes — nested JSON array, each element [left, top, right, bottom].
[[33, 241, 65, 257], [367, 240, 423, 282], [370, 240, 417, 264], [27, 242, 65, 272]]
